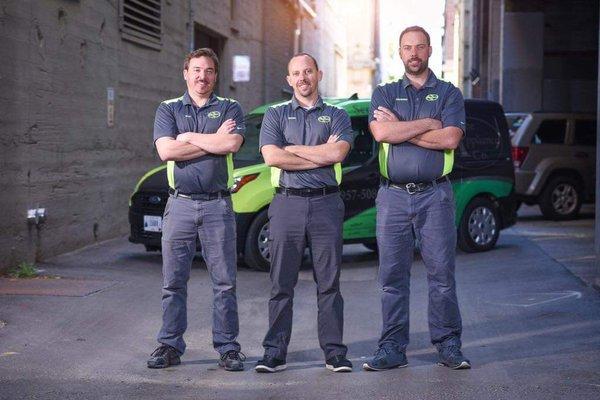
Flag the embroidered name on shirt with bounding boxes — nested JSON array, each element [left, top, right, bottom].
[[288, 116, 297, 120], [396, 98, 408, 101], [184, 115, 192, 118]]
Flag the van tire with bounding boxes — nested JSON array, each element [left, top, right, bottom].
[[539, 176, 582, 220], [243, 209, 271, 272], [458, 197, 500, 252]]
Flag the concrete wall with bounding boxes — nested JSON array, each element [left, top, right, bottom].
[[502, 12, 544, 111], [343, 0, 376, 98], [0, 0, 329, 271], [301, 0, 347, 97], [453, 0, 598, 112], [1, 0, 189, 269]]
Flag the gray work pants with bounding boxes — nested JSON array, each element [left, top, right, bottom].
[[262, 192, 347, 360], [376, 180, 462, 351], [157, 194, 240, 355]]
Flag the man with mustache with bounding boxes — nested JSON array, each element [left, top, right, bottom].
[[148, 48, 246, 371], [255, 53, 353, 373], [363, 26, 470, 371]]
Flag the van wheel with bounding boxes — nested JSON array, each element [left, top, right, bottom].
[[243, 209, 271, 272], [458, 197, 500, 252], [539, 176, 582, 220]]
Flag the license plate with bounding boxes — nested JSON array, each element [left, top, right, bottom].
[[143, 215, 162, 232]]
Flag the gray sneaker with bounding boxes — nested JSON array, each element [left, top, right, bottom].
[[437, 345, 471, 369], [362, 343, 408, 371], [147, 344, 181, 369], [218, 350, 246, 371]]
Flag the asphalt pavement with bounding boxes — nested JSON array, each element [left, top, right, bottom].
[[1, 205, 599, 400]]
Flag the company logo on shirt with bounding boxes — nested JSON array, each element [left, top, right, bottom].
[[207, 111, 221, 119], [425, 94, 439, 101], [317, 116, 331, 123]]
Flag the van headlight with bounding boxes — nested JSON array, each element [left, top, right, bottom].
[[231, 173, 259, 193]]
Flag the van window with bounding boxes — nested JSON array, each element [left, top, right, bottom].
[[457, 113, 506, 163], [343, 117, 374, 167], [574, 120, 597, 146], [235, 115, 263, 163], [532, 120, 566, 144]]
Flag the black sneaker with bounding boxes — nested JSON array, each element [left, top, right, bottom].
[[437, 345, 471, 369], [362, 343, 408, 371], [255, 355, 287, 373], [325, 355, 353, 372], [147, 344, 181, 369], [218, 350, 246, 371]]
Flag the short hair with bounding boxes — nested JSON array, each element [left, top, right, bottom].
[[183, 48, 219, 73], [399, 26, 431, 46], [288, 52, 319, 73]]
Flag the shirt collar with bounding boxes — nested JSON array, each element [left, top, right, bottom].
[[183, 91, 219, 108], [401, 69, 438, 89], [291, 95, 325, 110]]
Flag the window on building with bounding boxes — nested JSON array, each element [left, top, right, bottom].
[[573, 120, 597, 146], [194, 24, 227, 94], [120, 0, 162, 50], [532, 119, 567, 144]]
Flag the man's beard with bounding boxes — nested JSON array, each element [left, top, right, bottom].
[[403, 58, 429, 75]]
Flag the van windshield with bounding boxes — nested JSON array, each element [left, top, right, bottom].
[[234, 114, 264, 165], [233, 114, 376, 167]]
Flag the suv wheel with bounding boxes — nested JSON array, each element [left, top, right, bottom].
[[458, 197, 500, 252], [539, 176, 582, 220], [243, 209, 271, 272]]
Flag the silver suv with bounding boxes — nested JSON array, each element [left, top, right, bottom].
[[508, 112, 596, 220]]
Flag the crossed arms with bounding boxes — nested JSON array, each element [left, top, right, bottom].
[[369, 107, 462, 150], [261, 134, 351, 171], [155, 119, 244, 161]]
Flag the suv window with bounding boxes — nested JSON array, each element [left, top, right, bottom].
[[574, 119, 597, 146], [532, 119, 566, 144], [507, 115, 526, 138], [342, 117, 374, 167]]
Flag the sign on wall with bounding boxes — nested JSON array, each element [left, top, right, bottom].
[[107, 87, 115, 128], [232, 55, 251, 82]]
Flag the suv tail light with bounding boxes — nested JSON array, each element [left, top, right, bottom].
[[511, 146, 529, 168]]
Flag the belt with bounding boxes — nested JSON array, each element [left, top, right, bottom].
[[275, 186, 339, 197], [169, 187, 230, 200], [381, 176, 448, 195]]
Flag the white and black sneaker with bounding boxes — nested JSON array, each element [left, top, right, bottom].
[[255, 355, 287, 373], [326, 355, 353, 372], [437, 345, 471, 370]]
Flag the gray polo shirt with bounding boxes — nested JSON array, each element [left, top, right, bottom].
[[153, 92, 245, 193], [369, 70, 465, 183], [259, 96, 353, 188]]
